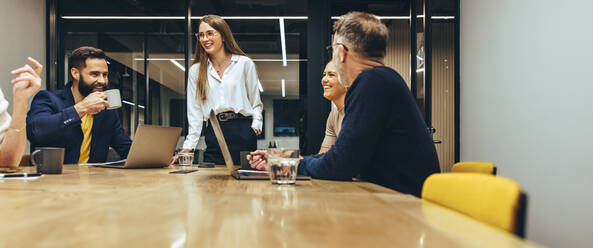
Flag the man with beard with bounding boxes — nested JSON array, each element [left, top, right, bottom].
[[27, 46, 131, 164], [250, 12, 440, 197]]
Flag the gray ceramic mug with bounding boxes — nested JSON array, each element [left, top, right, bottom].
[[31, 147, 65, 174], [104, 89, 122, 110]]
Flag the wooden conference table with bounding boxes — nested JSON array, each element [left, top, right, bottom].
[[0, 165, 540, 248]]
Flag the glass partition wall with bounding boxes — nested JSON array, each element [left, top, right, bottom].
[[48, 0, 459, 166], [430, 0, 457, 171], [57, 0, 188, 138]]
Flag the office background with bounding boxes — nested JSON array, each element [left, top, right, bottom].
[[41, 0, 459, 170], [0, 0, 591, 247]]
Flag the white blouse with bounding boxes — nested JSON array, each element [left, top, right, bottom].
[[0, 89, 11, 143], [182, 54, 263, 149]]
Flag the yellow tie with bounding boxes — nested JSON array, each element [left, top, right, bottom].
[[78, 114, 94, 164]]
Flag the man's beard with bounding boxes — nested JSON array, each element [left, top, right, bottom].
[[78, 75, 106, 97]]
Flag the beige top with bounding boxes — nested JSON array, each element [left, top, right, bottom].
[[0, 165, 541, 248], [321, 106, 345, 148]]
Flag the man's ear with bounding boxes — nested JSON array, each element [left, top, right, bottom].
[[70, 68, 79, 81], [339, 46, 347, 63]]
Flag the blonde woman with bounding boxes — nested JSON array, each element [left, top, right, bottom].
[[319, 62, 347, 154], [181, 15, 263, 165]]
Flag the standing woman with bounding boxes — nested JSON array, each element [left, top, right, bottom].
[[181, 15, 263, 165]]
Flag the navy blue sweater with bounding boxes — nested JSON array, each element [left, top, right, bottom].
[[298, 66, 440, 197]]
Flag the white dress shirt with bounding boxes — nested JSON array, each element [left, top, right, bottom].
[[182, 54, 263, 149], [0, 89, 12, 143]]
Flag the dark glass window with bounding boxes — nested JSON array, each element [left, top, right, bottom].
[[50, 0, 458, 161]]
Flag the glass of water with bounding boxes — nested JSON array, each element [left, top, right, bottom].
[[267, 149, 300, 185], [177, 152, 194, 169]]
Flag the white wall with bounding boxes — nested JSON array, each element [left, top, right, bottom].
[[0, 0, 46, 153], [0, 0, 46, 108], [461, 1, 593, 247]]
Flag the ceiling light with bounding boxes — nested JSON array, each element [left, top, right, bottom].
[[62, 16, 183, 20], [169, 59, 185, 72], [432, 16, 455, 20], [134, 58, 183, 61], [252, 59, 307, 62], [192, 16, 307, 20], [122, 100, 145, 109], [331, 15, 455, 20], [279, 18, 287, 67], [281, 79, 286, 97]]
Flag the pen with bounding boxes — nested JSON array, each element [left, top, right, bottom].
[[0, 173, 42, 178]]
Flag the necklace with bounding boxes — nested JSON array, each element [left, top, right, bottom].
[[213, 56, 231, 74]]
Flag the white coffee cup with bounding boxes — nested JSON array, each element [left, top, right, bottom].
[[104, 89, 122, 110]]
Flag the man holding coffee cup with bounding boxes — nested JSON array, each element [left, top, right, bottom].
[[27, 46, 131, 164]]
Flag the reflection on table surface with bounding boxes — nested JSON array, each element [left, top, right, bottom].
[[0, 165, 540, 248]]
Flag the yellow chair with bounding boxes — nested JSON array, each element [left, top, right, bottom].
[[452, 161, 497, 175], [421, 173, 527, 237]]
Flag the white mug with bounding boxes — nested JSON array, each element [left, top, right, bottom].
[[104, 89, 122, 110]]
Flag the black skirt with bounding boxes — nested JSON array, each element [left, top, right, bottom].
[[203, 118, 257, 165]]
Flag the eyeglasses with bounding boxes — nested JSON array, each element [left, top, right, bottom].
[[195, 30, 219, 40], [325, 43, 349, 56]]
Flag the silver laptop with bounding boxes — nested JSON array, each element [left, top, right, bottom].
[[207, 110, 310, 180], [94, 125, 182, 169]]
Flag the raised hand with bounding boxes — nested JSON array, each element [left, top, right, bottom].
[[10, 57, 43, 101]]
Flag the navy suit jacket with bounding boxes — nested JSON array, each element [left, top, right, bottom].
[[26, 82, 131, 164], [298, 66, 440, 197]]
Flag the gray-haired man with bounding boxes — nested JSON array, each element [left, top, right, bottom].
[[251, 12, 440, 196]]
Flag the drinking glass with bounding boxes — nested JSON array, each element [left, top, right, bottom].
[[267, 149, 300, 185], [177, 152, 194, 169]]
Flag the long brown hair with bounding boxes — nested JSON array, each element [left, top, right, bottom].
[[193, 15, 247, 101]]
